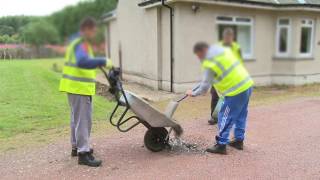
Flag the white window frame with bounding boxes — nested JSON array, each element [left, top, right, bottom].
[[298, 19, 315, 58], [216, 16, 254, 60], [275, 18, 292, 57]]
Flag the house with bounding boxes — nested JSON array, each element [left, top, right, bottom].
[[103, 0, 320, 93]]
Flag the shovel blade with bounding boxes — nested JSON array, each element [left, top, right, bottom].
[[165, 101, 179, 118]]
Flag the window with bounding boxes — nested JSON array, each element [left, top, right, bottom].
[[299, 19, 314, 57], [276, 18, 291, 57], [216, 16, 254, 59]]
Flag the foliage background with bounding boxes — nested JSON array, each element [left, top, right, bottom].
[[0, 0, 118, 45]]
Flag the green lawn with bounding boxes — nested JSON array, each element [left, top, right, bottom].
[[0, 59, 114, 148]]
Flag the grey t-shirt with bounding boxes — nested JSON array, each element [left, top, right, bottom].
[[192, 45, 224, 96]]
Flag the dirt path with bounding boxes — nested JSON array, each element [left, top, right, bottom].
[[1, 98, 320, 180]]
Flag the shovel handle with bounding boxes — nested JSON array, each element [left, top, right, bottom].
[[177, 94, 188, 103], [176, 85, 200, 102]]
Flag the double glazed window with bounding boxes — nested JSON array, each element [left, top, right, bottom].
[[299, 19, 314, 57], [276, 18, 291, 57], [216, 16, 254, 59], [276, 18, 315, 58]]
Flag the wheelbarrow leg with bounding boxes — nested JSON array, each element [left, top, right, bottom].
[[166, 128, 173, 141]]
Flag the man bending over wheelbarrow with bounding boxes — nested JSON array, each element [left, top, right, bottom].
[[186, 42, 253, 155], [59, 17, 112, 167]]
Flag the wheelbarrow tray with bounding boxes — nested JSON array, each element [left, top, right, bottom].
[[119, 91, 180, 128]]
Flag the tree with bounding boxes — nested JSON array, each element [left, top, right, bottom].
[[48, 0, 118, 39], [0, 25, 15, 36], [0, 0, 118, 44], [21, 20, 60, 47], [94, 26, 105, 44], [0, 35, 11, 44], [0, 16, 38, 34]]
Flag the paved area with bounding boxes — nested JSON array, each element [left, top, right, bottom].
[[1, 97, 320, 179]]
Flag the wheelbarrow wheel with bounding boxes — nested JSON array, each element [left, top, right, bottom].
[[144, 127, 168, 152]]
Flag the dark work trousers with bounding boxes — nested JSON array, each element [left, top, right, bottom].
[[210, 87, 219, 119]]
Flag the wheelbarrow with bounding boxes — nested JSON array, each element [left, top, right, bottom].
[[100, 67, 185, 152]]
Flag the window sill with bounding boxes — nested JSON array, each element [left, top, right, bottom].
[[273, 56, 314, 61], [243, 58, 256, 62]]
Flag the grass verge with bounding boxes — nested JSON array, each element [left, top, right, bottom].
[[0, 59, 114, 152]]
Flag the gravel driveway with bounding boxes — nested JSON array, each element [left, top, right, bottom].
[[1, 98, 320, 180]]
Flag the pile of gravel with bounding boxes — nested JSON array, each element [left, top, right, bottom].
[[167, 138, 205, 154]]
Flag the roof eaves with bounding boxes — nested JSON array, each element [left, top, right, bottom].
[[138, 0, 320, 8], [102, 10, 117, 22], [205, 0, 320, 8], [138, 0, 161, 7]]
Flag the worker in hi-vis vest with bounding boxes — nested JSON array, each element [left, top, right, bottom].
[[59, 17, 112, 167], [220, 27, 243, 64], [186, 42, 253, 155], [207, 28, 244, 126]]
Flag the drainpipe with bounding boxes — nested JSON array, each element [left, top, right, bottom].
[[161, 0, 174, 92]]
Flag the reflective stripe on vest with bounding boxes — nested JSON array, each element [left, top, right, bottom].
[[59, 37, 97, 96], [202, 59, 240, 82], [217, 61, 240, 82], [202, 47, 253, 97], [62, 74, 96, 83], [64, 62, 77, 67], [221, 76, 251, 96]]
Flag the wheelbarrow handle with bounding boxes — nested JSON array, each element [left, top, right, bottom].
[[99, 66, 129, 105], [99, 66, 109, 80], [176, 84, 200, 102]]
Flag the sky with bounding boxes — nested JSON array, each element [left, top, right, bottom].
[[0, 0, 84, 17]]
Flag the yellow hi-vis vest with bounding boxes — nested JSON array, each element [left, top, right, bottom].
[[59, 38, 97, 96], [220, 41, 243, 64], [202, 47, 253, 97]]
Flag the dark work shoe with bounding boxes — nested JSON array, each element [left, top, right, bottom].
[[229, 139, 244, 150], [78, 152, 102, 167], [208, 118, 218, 125], [206, 144, 227, 155], [71, 148, 94, 157]]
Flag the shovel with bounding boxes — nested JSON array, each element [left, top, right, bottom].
[[165, 85, 200, 138]]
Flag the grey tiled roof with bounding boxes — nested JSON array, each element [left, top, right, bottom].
[[268, 0, 320, 4], [276, 0, 300, 4], [220, 0, 320, 5], [305, 0, 320, 4], [138, 0, 320, 6]]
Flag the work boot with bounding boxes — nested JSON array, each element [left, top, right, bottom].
[[78, 152, 102, 167], [71, 148, 94, 157], [229, 139, 244, 150], [206, 144, 227, 155], [208, 117, 218, 125]]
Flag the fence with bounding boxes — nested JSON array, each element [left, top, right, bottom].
[[0, 44, 64, 60]]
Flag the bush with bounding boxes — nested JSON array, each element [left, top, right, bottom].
[[0, 25, 15, 36], [0, 35, 10, 43], [21, 20, 60, 47]]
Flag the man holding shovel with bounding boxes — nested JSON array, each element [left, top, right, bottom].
[[59, 17, 112, 167], [186, 42, 253, 154]]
